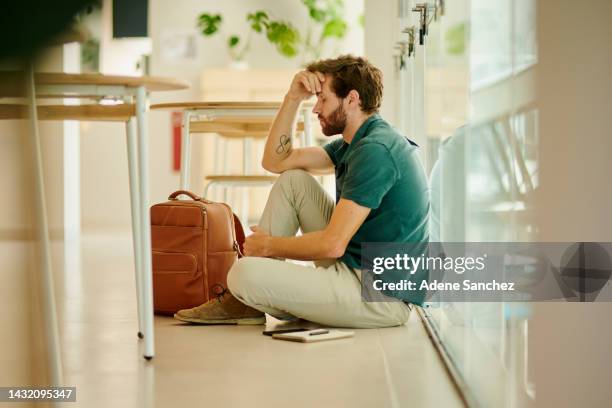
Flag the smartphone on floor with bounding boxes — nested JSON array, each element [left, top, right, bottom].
[[262, 328, 310, 336]]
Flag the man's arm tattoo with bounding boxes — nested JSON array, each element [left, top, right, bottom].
[[275, 134, 292, 156]]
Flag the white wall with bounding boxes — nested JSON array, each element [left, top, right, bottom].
[[364, 0, 399, 126], [533, 0, 612, 407]]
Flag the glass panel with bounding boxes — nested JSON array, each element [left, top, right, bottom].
[[422, 0, 538, 406]]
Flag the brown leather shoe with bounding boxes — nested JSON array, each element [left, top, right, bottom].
[[174, 290, 265, 325]]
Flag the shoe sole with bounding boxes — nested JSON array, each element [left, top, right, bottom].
[[173, 314, 266, 325]]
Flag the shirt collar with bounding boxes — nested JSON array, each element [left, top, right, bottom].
[[350, 113, 380, 145], [338, 113, 381, 163]]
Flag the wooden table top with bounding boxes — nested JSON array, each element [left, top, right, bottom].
[[150, 101, 314, 111], [0, 72, 189, 97], [0, 103, 135, 122]]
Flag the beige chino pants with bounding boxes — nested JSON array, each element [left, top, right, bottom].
[[227, 169, 410, 328]]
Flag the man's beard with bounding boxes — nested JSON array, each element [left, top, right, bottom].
[[319, 103, 347, 136]]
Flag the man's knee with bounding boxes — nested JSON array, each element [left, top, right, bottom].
[[227, 257, 260, 296], [275, 168, 313, 190]]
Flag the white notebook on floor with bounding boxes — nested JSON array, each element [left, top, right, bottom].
[[272, 329, 354, 343]]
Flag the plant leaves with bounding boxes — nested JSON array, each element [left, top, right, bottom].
[[302, 0, 327, 22], [247, 10, 269, 33], [322, 18, 347, 38], [278, 42, 298, 57], [264, 21, 300, 58], [197, 13, 222, 36], [228, 35, 240, 48]]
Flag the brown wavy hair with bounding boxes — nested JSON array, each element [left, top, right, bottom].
[[306, 54, 383, 114]]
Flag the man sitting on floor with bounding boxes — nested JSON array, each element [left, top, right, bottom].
[[174, 55, 430, 328]]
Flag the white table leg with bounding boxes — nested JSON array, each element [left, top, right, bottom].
[[303, 108, 312, 147], [180, 111, 191, 191], [125, 117, 144, 339], [26, 63, 63, 384], [203, 181, 216, 199], [222, 137, 229, 202], [136, 86, 155, 359], [242, 137, 252, 224], [213, 135, 222, 201]]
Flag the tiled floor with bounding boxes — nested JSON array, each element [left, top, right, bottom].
[[51, 232, 464, 408]]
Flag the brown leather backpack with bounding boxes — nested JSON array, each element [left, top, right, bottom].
[[150, 190, 245, 315]]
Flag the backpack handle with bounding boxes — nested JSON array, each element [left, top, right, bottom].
[[168, 190, 208, 202]]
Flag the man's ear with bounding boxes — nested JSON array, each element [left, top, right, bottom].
[[346, 89, 361, 108]]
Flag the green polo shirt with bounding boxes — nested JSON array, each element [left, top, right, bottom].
[[323, 114, 430, 301]]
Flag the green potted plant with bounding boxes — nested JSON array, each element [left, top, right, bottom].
[[197, 11, 300, 68], [197, 13, 240, 67], [196, 0, 349, 66], [300, 0, 348, 62]]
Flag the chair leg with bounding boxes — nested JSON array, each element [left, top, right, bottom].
[[203, 180, 217, 199], [211, 136, 219, 201], [303, 109, 312, 146], [241, 138, 254, 224], [26, 63, 63, 385], [222, 138, 229, 203], [222, 137, 229, 174], [241, 187, 250, 227], [300, 129, 306, 147], [180, 111, 191, 191], [125, 117, 144, 339], [136, 85, 155, 360], [214, 135, 221, 174]]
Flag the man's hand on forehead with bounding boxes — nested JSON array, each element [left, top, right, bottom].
[[300, 71, 325, 94], [287, 70, 326, 102], [313, 71, 326, 83]]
